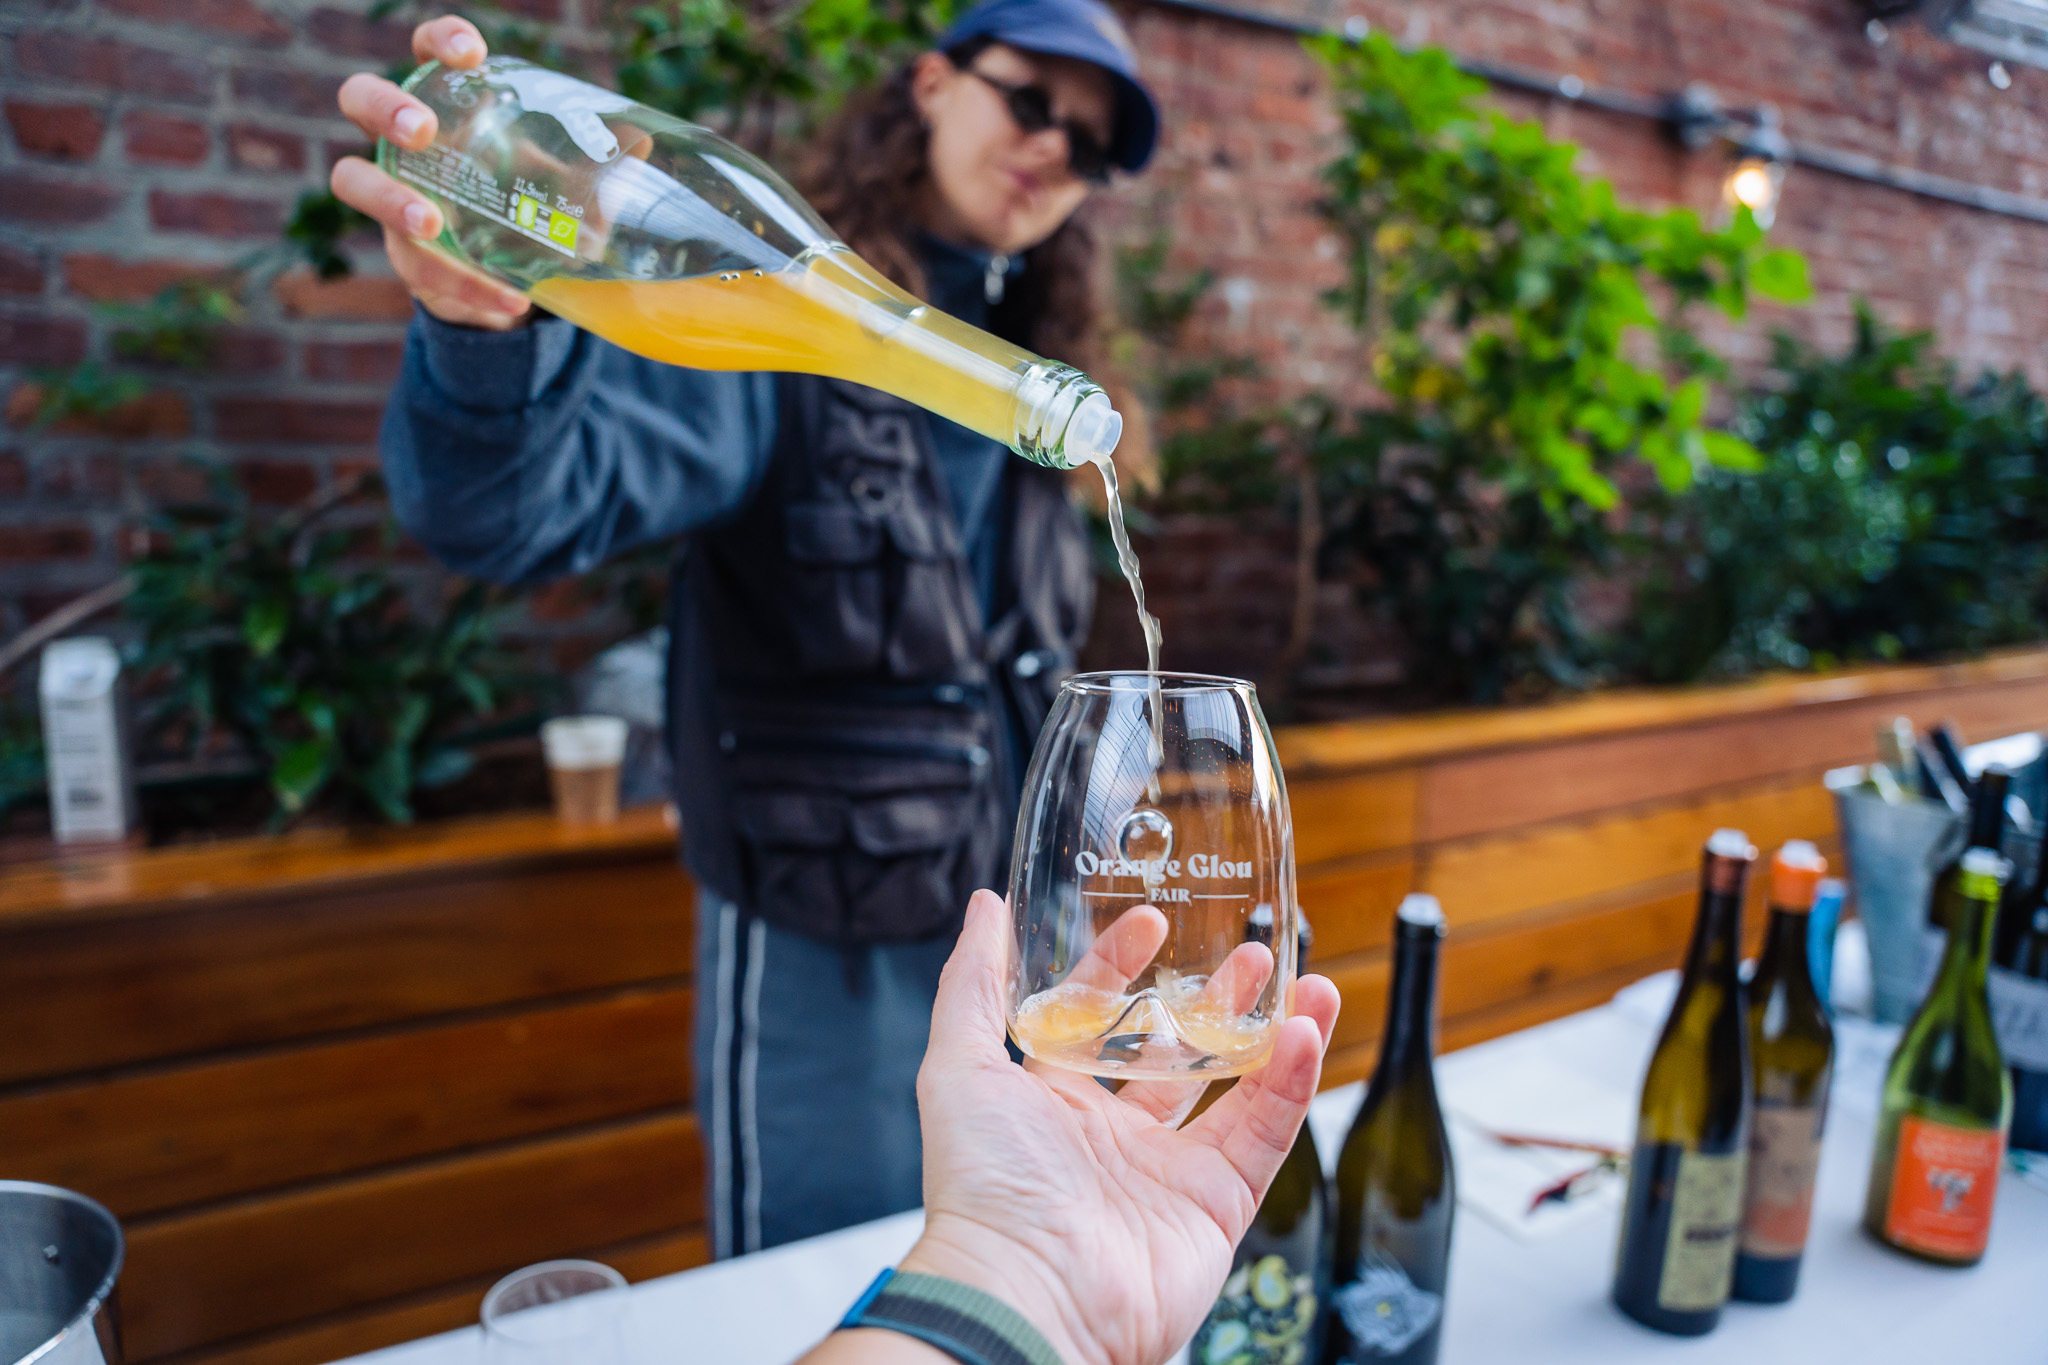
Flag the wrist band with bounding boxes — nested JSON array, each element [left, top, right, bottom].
[[839, 1268, 1065, 1365]]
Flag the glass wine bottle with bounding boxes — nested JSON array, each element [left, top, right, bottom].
[[1192, 914, 1330, 1365], [1864, 846, 2013, 1264], [1612, 828, 1754, 1337], [1928, 764, 2010, 932], [1326, 895, 1452, 1365], [1732, 841, 1834, 1304], [1992, 876, 2048, 1154], [379, 57, 1122, 470]]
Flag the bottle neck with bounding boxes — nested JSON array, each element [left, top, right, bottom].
[[1759, 903, 1817, 1001], [1376, 928, 1441, 1076], [1967, 774, 2009, 852], [1936, 889, 1999, 996], [1685, 881, 1746, 985]]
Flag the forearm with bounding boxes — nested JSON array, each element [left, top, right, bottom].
[[380, 308, 777, 584]]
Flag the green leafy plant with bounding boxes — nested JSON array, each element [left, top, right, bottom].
[[1628, 305, 2048, 680], [1111, 236, 1279, 516], [125, 469, 536, 824], [1307, 33, 1811, 701], [286, 188, 378, 281], [25, 277, 244, 427]]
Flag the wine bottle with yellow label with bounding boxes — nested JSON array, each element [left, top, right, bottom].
[[1613, 829, 1755, 1336], [1865, 845, 2013, 1264]]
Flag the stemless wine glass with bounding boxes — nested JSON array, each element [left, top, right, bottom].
[[1007, 672, 1298, 1080], [480, 1260, 630, 1364]]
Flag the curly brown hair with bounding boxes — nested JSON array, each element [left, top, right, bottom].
[[794, 42, 1152, 486]]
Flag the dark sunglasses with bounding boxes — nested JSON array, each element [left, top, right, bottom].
[[962, 67, 1115, 186]]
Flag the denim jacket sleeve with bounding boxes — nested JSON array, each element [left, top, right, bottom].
[[378, 305, 779, 586]]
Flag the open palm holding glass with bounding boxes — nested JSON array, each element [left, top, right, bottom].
[[802, 887, 1341, 1365]]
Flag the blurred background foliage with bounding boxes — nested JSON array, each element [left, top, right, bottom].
[[124, 470, 537, 825], [11, 13, 2048, 830], [1625, 306, 2048, 684]]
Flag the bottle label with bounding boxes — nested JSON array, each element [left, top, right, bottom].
[[1989, 966, 2048, 1072], [1739, 1104, 1824, 1258], [1193, 1254, 1317, 1365], [1333, 1250, 1441, 1359], [1883, 1115, 2004, 1259], [1657, 1150, 1745, 1311], [390, 144, 585, 259]]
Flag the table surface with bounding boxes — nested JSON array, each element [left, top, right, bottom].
[[335, 979, 2048, 1365]]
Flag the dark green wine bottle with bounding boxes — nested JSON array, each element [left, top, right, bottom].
[[1325, 895, 1452, 1365], [1193, 915, 1330, 1365], [1865, 846, 2013, 1264], [1929, 764, 2009, 932], [1991, 829, 2048, 1153], [1732, 841, 1834, 1303], [1613, 828, 1754, 1336]]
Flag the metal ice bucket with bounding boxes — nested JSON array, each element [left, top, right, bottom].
[[0, 1182, 123, 1365], [1828, 765, 1963, 1024]]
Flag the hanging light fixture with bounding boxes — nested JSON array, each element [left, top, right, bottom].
[[1724, 107, 1792, 229], [1669, 87, 1795, 229]]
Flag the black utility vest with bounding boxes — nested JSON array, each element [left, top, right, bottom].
[[668, 373, 1095, 944]]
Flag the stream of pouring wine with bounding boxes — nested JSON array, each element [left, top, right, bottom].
[[1093, 454, 1164, 799]]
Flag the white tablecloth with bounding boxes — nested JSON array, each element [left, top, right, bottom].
[[334, 982, 2048, 1365]]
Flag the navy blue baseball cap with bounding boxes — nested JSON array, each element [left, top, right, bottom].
[[938, 0, 1160, 173]]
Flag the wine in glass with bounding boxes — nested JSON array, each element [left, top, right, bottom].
[[1007, 672, 1298, 1080]]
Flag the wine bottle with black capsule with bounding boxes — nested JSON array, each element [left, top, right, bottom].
[[1325, 895, 1452, 1365], [1612, 828, 1754, 1337], [1192, 914, 1331, 1365], [1992, 872, 2048, 1154], [1865, 846, 2013, 1264], [1732, 841, 1834, 1304]]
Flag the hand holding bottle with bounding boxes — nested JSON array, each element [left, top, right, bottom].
[[330, 17, 532, 329], [827, 889, 1340, 1365]]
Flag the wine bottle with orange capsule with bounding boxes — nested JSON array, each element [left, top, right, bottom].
[[1732, 841, 1834, 1303]]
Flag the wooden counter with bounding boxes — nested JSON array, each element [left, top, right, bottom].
[[5, 647, 2048, 1365]]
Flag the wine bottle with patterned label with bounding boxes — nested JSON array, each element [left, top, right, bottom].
[[1613, 829, 1754, 1336], [1865, 847, 2013, 1265], [1326, 896, 1452, 1365], [1192, 914, 1331, 1365]]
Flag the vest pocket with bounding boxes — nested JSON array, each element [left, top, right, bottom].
[[727, 733, 991, 943], [783, 501, 886, 672]]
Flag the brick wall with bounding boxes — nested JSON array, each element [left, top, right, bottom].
[[4, 0, 2047, 673]]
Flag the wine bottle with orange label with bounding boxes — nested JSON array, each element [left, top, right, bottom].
[[1863, 845, 2014, 1265]]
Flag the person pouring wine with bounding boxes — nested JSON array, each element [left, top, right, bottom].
[[330, 0, 1160, 1259]]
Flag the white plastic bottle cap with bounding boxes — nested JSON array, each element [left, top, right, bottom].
[[1396, 893, 1445, 928], [1064, 391, 1123, 464], [1777, 839, 1825, 870], [1707, 827, 1756, 860], [1961, 845, 2010, 879]]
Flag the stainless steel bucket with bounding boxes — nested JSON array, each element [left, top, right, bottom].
[[1827, 765, 1963, 1024], [0, 1182, 123, 1365]]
